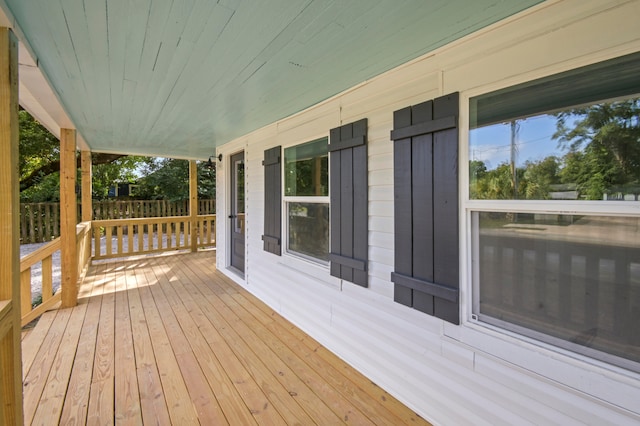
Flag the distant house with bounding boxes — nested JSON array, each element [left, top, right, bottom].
[[107, 183, 139, 198]]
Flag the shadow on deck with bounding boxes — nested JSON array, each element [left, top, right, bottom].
[[21, 251, 429, 425]]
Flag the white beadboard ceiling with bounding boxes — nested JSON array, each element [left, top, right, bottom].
[[2, 0, 541, 159]]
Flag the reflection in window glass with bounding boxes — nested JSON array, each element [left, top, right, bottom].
[[473, 212, 640, 370], [285, 138, 328, 196], [288, 202, 329, 262], [284, 138, 330, 263], [470, 51, 640, 201], [470, 96, 640, 200]]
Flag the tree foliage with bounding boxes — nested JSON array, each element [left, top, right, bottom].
[[471, 98, 640, 200], [18, 110, 197, 202], [134, 158, 215, 201]]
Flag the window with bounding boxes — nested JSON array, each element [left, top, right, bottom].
[[284, 138, 329, 263], [468, 52, 640, 372]]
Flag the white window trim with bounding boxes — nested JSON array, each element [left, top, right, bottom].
[[279, 137, 337, 287], [283, 197, 330, 266], [456, 86, 640, 411]]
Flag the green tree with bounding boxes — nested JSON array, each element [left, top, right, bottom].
[[554, 98, 640, 199], [19, 109, 156, 201], [135, 158, 215, 201]]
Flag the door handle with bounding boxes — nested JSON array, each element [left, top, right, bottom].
[[228, 215, 236, 219]]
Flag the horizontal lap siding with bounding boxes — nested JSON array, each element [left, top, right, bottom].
[[217, 1, 640, 424]]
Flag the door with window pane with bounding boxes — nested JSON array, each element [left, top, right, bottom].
[[230, 151, 245, 273]]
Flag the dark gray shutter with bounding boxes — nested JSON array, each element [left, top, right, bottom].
[[262, 146, 281, 255], [390, 93, 459, 324], [329, 118, 368, 287]]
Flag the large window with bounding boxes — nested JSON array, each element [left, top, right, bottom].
[[284, 138, 329, 262], [468, 52, 640, 372]]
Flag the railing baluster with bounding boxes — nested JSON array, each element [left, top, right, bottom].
[[42, 256, 53, 302], [106, 226, 113, 256], [20, 269, 31, 316]]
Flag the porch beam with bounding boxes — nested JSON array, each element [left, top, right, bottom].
[[81, 150, 92, 222], [189, 160, 198, 252], [0, 26, 23, 425], [60, 128, 78, 308]]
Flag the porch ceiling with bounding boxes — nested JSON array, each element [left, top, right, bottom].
[[2, 0, 541, 159]]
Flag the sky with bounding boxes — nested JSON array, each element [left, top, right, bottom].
[[469, 114, 567, 169]]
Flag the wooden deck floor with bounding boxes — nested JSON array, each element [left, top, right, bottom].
[[21, 251, 430, 425]]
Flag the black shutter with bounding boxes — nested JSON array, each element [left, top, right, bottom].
[[390, 93, 459, 324], [329, 118, 368, 287], [262, 146, 281, 255]]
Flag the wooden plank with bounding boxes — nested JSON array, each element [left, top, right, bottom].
[[172, 259, 342, 424], [21, 293, 61, 328], [60, 128, 78, 308], [263, 146, 282, 255], [145, 263, 227, 424], [145, 270, 228, 424], [59, 263, 105, 425], [226, 293, 413, 425], [20, 252, 432, 425], [22, 308, 72, 425], [117, 225, 124, 255], [31, 300, 88, 424], [0, 26, 22, 426], [105, 226, 113, 256], [214, 288, 374, 423], [21, 309, 58, 379], [330, 127, 342, 279], [114, 265, 142, 423], [20, 238, 61, 271], [352, 119, 368, 287], [340, 126, 355, 283], [138, 267, 200, 424], [42, 255, 54, 301], [86, 261, 116, 425], [125, 263, 171, 426], [166, 261, 300, 424], [392, 106, 414, 306], [183, 254, 428, 425], [20, 269, 32, 317], [160, 278, 260, 425]]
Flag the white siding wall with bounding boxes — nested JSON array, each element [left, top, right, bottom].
[[216, 1, 640, 424]]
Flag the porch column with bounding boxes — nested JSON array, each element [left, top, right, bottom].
[[189, 160, 198, 252], [60, 128, 78, 308], [81, 150, 92, 222], [0, 26, 24, 425]]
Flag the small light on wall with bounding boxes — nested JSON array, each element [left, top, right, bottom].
[[205, 154, 223, 170]]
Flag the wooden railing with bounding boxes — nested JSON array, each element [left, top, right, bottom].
[[18, 214, 215, 323], [19, 238, 60, 326], [92, 214, 216, 260], [20, 199, 216, 244], [19, 222, 93, 326]]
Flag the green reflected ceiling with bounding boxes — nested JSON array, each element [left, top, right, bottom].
[[5, 0, 541, 158]]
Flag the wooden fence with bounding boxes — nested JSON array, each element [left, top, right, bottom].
[[20, 199, 215, 244]]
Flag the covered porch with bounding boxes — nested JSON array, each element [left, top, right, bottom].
[[21, 251, 428, 425]]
